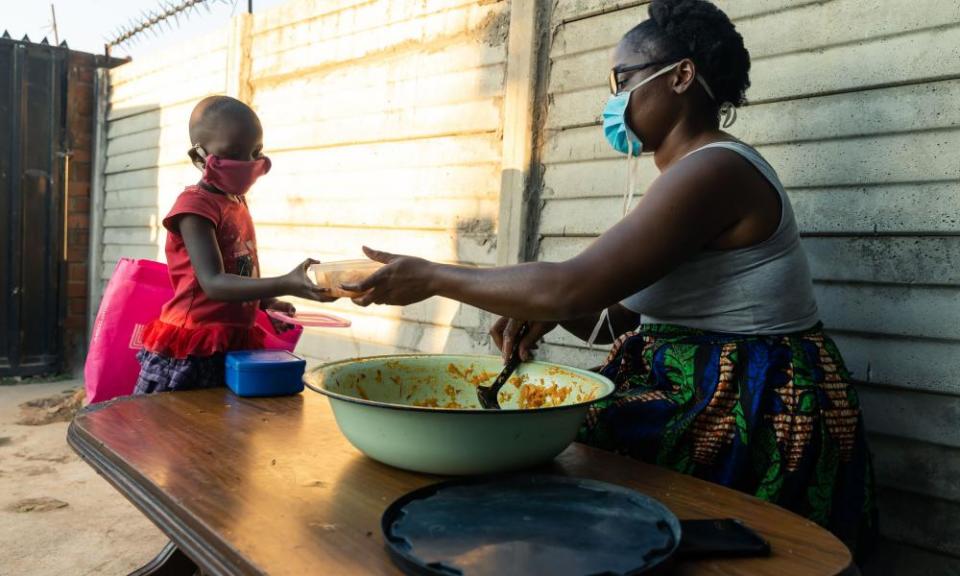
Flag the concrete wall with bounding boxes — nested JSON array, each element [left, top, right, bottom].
[[246, 0, 510, 361], [96, 0, 511, 366], [533, 0, 960, 570], [94, 0, 960, 569]]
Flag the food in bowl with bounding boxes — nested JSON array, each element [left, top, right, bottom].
[[304, 354, 615, 475], [323, 356, 602, 411], [309, 260, 383, 298]]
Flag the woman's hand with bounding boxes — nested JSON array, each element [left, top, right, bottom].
[[283, 259, 338, 302], [344, 246, 438, 307], [489, 317, 557, 362]]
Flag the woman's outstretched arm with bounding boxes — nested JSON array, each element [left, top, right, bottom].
[[345, 148, 747, 320]]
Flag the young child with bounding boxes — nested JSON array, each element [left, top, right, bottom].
[[135, 95, 333, 394]]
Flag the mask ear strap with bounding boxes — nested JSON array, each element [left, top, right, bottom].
[[191, 144, 209, 170], [587, 307, 618, 351], [696, 75, 737, 128], [587, 308, 608, 349], [719, 102, 737, 128]]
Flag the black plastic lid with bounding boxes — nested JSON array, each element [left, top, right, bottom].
[[382, 475, 680, 576]]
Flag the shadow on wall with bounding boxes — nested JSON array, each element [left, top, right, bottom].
[[99, 101, 193, 308], [99, 101, 163, 289], [99, 95, 228, 294]]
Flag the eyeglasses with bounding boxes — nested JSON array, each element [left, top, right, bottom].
[[609, 61, 671, 95]]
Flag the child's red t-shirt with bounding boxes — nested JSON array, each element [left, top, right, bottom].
[[142, 184, 265, 359]]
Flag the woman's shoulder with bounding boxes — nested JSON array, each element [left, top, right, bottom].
[[668, 139, 786, 249], [679, 140, 779, 185], [669, 140, 781, 199], [677, 139, 755, 168], [652, 140, 759, 200]]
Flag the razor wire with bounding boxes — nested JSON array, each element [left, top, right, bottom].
[[105, 0, 234, 50]]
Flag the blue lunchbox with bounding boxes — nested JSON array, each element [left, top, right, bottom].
[[225, 350, 306, 397]]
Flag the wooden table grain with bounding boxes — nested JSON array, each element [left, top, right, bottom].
[[68, 389, 854, 576]]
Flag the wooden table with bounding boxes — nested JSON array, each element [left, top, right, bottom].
[[68, 389, 854, 576]]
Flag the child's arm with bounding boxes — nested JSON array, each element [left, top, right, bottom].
[[179, 214, 332, 302]]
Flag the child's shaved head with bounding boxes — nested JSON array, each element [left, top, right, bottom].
[[188, 95, 263, 162]]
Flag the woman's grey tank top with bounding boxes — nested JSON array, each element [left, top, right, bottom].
[[621, 141, 819, 334]]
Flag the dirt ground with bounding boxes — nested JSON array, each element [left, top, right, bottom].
[[0, 381, 166, 575]]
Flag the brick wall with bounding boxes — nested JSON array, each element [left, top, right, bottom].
[[63, 51, 96, 371]]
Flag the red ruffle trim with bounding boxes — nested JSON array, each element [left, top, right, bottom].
[[142, 320, 266, 359]]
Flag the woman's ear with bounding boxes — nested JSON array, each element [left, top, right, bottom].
[[672, 59, 698, 94]]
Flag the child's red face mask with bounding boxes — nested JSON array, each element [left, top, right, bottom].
[[192, 145, 271, 196]]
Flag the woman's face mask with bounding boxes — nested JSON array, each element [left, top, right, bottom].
[[192, 145, 271, 196], [602, 60, 731, 157], [602, 62, 682, 157]]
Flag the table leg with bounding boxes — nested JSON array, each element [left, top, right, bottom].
[[128, 541, 200, 576]]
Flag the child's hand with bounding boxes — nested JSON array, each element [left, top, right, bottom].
[[262, 299, 297, 333], [283, 259, 339, 302]]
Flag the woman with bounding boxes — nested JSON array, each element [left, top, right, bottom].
[[345, 0, 876, 558]]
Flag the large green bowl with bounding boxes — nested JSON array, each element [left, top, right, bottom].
[[304, 354, 615, 475]]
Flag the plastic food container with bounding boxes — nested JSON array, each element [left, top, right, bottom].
[[225, 350, 306, 397], [309, 260, 383, 298]]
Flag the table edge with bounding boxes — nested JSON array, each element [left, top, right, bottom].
[[67, 412, 264, 576]]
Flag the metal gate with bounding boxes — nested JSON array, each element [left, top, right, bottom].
[[0, 36, 68, 377]]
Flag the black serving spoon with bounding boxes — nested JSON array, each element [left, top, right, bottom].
[[477, 322, 530, 409]]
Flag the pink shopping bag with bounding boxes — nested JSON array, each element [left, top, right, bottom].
[[84, 258, 302, 404]]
